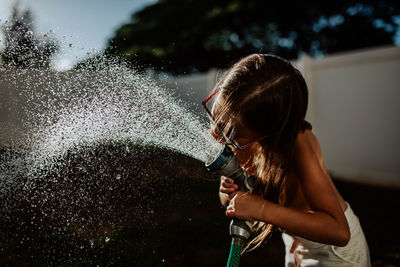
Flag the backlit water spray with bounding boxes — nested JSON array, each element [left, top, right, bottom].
[[0, 49, 224, 264], [30, 62, 220, 166]]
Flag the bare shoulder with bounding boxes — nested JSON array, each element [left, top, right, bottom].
[[295, 129, 347, 210], [296, 129, 326, 173]]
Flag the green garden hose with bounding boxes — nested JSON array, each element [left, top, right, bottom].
[[226, 237, 245, 267]]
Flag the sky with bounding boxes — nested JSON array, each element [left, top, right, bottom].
[[0, 0, 156, 70]]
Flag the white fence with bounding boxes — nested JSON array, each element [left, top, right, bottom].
[[161, 45, 400, 187]]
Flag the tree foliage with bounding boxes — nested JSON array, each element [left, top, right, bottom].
[[0, 3, 59, 69], [105, 0, 399, 74]]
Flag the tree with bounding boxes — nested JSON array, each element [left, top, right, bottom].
[[105, 0, 399, 75], [0, 3, 59, 69]]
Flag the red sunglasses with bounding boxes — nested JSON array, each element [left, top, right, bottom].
[[202, 88, 268, 150]]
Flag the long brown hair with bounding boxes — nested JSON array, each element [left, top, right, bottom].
[[211, 54, 309, 252]]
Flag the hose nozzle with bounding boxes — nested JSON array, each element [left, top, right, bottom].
[[206, 145, 255, 194], [205, 145, 256, 240]]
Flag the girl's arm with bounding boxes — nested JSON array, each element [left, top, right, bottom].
[[226, 132, 350, 246]]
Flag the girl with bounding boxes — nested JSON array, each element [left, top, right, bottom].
[[205, 54, 371, 266]]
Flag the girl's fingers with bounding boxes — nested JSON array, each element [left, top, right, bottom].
[[226, 198, 238, 217], [226, 204, 233, 212], [221, 178, 238, 189], [221, 176, 234, 184], [221, 181, 237, 190], [220, 187, 235, 194], [225, 176, 234, 183], [219, 176, 238, 196], [225, 206, 234, 217]]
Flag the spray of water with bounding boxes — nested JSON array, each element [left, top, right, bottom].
[[0, 23, 224, 264], [0, 56, 223, 193], [25, 62, 218, 157]]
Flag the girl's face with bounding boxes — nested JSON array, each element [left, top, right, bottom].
[[211, 122, 261, 172], [209, 95, 263, 172], [230, 126, 260, 171]]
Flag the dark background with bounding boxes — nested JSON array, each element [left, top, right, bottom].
[[0, 144, 399, 266]]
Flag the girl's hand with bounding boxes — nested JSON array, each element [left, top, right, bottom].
[[226, 191, 267, 221], [219, 176, 238, 200]]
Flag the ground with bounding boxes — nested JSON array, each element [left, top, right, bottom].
[[0, 145, 399, 266]]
